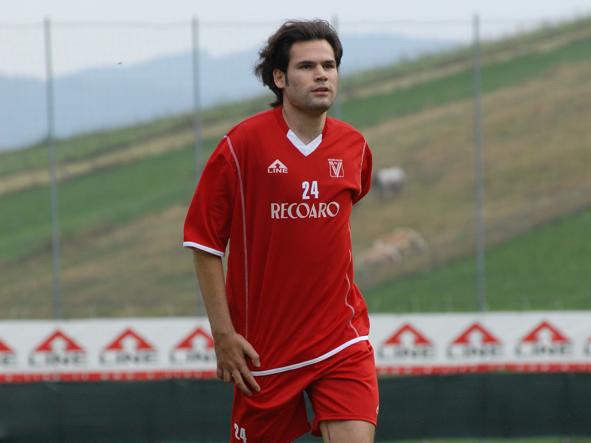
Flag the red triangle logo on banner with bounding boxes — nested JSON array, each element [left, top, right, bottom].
[[174, 327, 214, 350], [0, 338, 14, 353], [384, 323, 432, 346], [451, 322, 500, 345], [521, 320, 569, 344], [34, 329, 84, 353], [104, 328, 155, 351]]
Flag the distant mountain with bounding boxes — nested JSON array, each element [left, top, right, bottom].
[[0, 34, 456, 150]]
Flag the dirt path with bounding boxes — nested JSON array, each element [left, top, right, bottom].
[[0, 119, 232, 197]]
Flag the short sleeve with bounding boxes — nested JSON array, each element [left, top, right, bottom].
[[353, 141, 373, 204], [183, 137, 237, 256]]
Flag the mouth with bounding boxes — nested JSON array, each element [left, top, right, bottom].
[[311, 86, 331, 94]]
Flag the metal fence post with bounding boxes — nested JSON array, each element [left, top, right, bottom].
[[331, 14, 342, 120], [472, 14, 487, 312], [191, 16, 205, 315], [44, 17, 62, 319], [191, 16, 203, 171]]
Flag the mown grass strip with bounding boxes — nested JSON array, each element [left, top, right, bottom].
[[342, 36, 591, 128], [0, 140, 215, 261]]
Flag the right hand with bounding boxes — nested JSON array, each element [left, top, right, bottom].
[[213, 331, 261, 396]]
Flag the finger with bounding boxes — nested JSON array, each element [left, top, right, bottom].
[[240, 339, 261, 367], [222, 368, 232, 383], [241, 366, 261, 393], [232, 369, 252, 396], [216, 367, 223, 380]]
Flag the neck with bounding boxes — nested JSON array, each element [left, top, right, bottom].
[[281, 102, 327, 144]]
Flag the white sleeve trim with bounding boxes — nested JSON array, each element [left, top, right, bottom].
[[251, 335, 370, 377], [183, 241, 225, 257]]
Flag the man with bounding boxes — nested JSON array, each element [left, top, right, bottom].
[[183, 19, 377, 443]]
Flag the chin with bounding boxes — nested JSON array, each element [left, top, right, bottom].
[[289, 97, 333, 116], [306, 101, 332, 115]]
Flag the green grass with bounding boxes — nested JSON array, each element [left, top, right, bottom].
[[342, 36, 591, 128], [1, 30, 589, 262], [341, 16, 591, 95], [0, 139, 215, 261], [126, 438, 591, 442], [366, 206, 591, 312], [0, 95, 274, 178], [299, 438, 591, 443], [380, 439, 591, 443], [0, 114, 194, 177], [0, 17, 590, 318]]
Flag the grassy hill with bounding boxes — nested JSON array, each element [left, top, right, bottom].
[[365, 205, 591, 312], [0, 17, 590, 318]]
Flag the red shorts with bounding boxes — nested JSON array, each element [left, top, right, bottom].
[[230, 340, 379, 443]]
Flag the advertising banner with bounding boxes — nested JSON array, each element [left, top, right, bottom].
[[2, 312, 591, 383], [0, 318, 216, 383], [370, 312, 591, 375]]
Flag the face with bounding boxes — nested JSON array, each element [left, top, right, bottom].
[[273, 39, 338, 115]]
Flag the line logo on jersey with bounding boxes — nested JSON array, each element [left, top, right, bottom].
[[267, 159, 288, 174], [328, 158, 344, 178]]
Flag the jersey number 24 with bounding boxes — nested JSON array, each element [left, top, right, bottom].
[[302, 180, 319, 200]]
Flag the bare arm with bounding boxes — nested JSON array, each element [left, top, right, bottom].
[[192, 249, 260, 395]]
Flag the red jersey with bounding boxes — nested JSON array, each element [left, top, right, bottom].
[[183, 106, 372, 376]]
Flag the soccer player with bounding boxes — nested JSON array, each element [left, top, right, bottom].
[[183, 19, 377, 443]]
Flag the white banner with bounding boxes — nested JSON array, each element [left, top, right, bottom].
[[370, 312, 591, 375], [1, 312, 591, 383], [0, 318, 216, 383]]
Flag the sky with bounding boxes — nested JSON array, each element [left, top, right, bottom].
[[1, 0, 590, 78]]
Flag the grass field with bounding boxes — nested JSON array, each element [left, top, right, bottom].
[[0, 17, 590, 317], [297, 438, 591, 442], [383, 440, 591, 443], [342, 36, 591, 128], [89, 437, 591, 442], [365, 206, 591, 312], [385, 440, 591, 443], [0, 140, 206, 261], [1, 26, 589, 262]]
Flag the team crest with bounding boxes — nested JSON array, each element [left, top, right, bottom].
[[328, 159, 344, 178]]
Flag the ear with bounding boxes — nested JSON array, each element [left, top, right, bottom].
[[273, 68, 286, 89]]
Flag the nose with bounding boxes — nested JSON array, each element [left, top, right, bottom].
[[314, 65, 328, 81]]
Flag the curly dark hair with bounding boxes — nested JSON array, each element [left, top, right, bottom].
[[254, 19, 343, 108]]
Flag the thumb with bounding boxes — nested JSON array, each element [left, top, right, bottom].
[[240, 338, 261, 367]]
